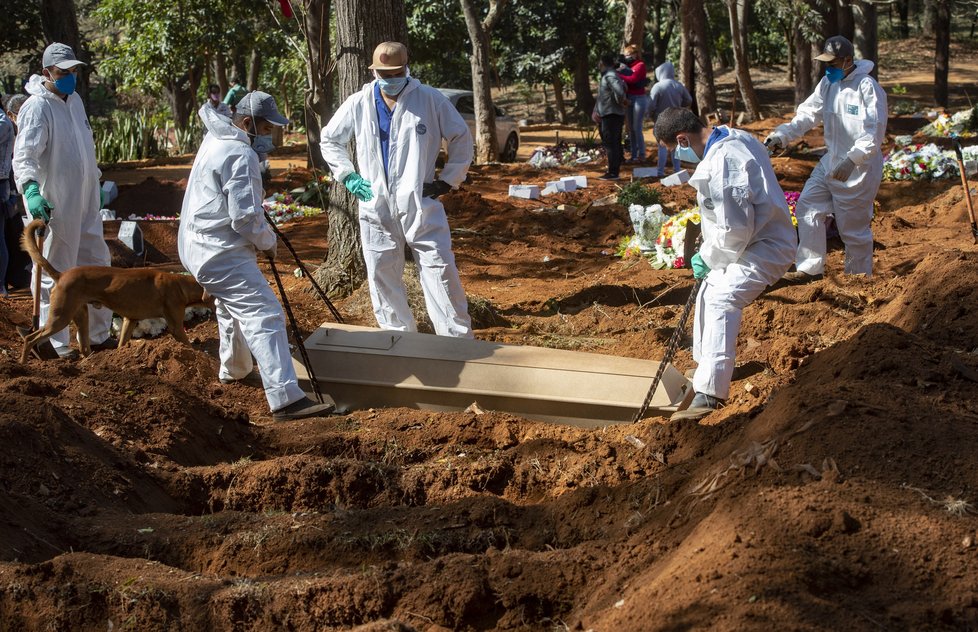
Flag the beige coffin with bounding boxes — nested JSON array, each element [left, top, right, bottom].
[[293, 324, 693, 428]]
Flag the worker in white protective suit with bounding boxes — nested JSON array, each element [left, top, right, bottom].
[[179, 91, 334, 422], [320, 41, 474, 338], [765, 36, 887, 281], [653, 108, 797, 421], [13, 43, 115, 359]]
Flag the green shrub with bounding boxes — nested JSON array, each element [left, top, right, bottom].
[[617, 181, 662, 208]]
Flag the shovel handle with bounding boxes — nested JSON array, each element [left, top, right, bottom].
[[952, 139, 978, 244]]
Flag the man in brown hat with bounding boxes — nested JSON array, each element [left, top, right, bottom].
[[321, 41, 475, 338], [765, 35, 887, 282]]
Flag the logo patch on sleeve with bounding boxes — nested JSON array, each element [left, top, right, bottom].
[[416, 123, 427, 135], [846, 104, 859, 116]]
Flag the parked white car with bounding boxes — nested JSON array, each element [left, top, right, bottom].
[[437, 89, 520, 162]]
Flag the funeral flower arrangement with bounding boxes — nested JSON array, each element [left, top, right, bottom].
[[528, 142, 604, 168], [918, 107, 978, 139], [784, 191, 800, 227], [262, 192, 325, 225], [882, 142, 978, 181], [652, 207, 701, 270], [110, 306, 212, 340]]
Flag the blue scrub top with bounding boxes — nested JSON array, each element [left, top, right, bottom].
[[703, 126, 730, 158], [374, 83, 392, 182]]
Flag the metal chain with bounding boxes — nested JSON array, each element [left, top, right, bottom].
[[268, 254, 325, 404], [632, 276, 703, 423], [264, 210, 344, 323]]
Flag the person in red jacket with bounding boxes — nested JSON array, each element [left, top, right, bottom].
[[617, 45, 651, 163]]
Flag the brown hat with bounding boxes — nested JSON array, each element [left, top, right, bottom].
[[368, 42, 408, 70], [815, 35, 855, 62]]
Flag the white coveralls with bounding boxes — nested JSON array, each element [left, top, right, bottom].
[[774, 59, 887, 276], [688, 128, 797, 400], [12, 74, 112, 348], [320, 79, 474, 337], [178, 105, 304, 412]]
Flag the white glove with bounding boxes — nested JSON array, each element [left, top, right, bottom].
[[764, 133, 785, 152], [831, 157, 856, 181]]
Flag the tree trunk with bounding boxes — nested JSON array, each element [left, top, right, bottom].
[[680, 0, 716, 117], [552, 74, 568, 124], [165, 66, 203, 133], [853, 1, 878, 79], [571, 30, 595, 119], [836, 0, 855, 42], [623, 0, 648, 49], [922, 0, 937, 38], [214, 55, 229, 94], [302, 0, 333, 170], [727, 0, 760, 121], [934, 0, 951, 107], [793, 27, 813, 106], [460, 0, 508, 164], [316, 0, 408, 298], [737, 0, 750, 62], [247, 49, 262, 91], [39, 0, 88, 101], [232, 53, 248, 84], [897, 0, 910, 38]]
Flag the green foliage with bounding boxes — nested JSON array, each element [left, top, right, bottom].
[[294, 173, 333, 208], [617, 182, 662, 208], [92, 111, 163, 164], [406, 0, 471, 88], [890, 84, 909, 96]]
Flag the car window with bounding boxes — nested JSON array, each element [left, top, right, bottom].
[[494, 105, 505, 117], [455, 96, 475, 114]]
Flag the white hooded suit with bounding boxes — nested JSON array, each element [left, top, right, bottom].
[[773, 59, 887, 276], [320, 79, 474, 337], [13, 74, 112, 348], [688, 128, 797, 400], [178, 105, 304, 412]]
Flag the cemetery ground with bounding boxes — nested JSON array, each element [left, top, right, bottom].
[[2, 45, 978, 629]]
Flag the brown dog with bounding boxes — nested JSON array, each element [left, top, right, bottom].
[[20, 219, 213, 363]]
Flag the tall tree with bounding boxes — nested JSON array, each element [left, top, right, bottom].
[[623, 0, 648, 49], [301, 0, 333, 169], [934, 0, 951, 107], [40, 0, 88, 99], [460, 0, 508, 163], [679, 0, 716, 117], [852, 0, 877, 78], [726, 0, 761, 121], [315, 0, 408, 297]]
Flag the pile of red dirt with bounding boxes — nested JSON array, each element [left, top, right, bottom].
[[2, 122, 978, 630]]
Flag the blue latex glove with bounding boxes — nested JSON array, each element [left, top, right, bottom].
[[24, 181, 53, 222], [343, 173, 374, 202], [691, 252, 710, 279]]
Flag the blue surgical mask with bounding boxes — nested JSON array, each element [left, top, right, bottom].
[[674, 142, 701, 164], [825, 66, 845, 84], [251, 134, 274, 154], [375, 67, 411, 97], [53, 72, 76, 96]]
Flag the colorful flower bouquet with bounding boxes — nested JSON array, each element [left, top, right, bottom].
[[262, 192, 325, 225], [918, 107, 978, 139], [124, 214, 178, 221], [784, 191, 800, 227], [883, 142, 978, 181], [652, 207, 701, 270]]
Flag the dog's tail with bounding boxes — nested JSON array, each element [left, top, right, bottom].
[[22, 219, 61, 283]]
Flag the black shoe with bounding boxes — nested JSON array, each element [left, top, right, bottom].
[[598, 173, 620, 181], [54, 346, 80, 360], [272, 396, 335, 421], [670, 392, 725, 421], [91, 337, 118, 351], [220, 370, 264, 388]]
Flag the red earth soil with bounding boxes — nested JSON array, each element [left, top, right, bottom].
[[1, 119, 977, 631]]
